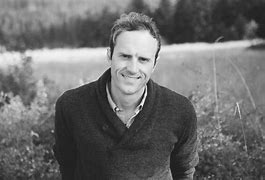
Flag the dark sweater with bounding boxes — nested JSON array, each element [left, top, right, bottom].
[[54, 69, 199, 180]]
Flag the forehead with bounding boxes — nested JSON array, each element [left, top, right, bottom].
[[114, 30, 158, 56]]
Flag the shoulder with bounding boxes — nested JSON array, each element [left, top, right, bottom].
[[157, 84, 194, 111], [56, 81, 97, 107], [156, 84, 196, 123], [157, 84, 197, 131]]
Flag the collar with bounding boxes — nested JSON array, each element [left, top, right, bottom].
[[96, 68, 157, 138], [106, 82, 147, 113]]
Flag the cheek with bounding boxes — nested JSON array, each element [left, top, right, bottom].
[[112, 60, 127, 70], [143, 67, 155, 77]]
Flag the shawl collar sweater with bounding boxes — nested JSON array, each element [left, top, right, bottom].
[[54, 69, 199, 180]]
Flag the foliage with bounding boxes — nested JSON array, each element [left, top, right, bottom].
[[77, 8, 120, 48], [244, 20, 259, 39], [125, 0, 152, 16], [0, 60, 60, 179], [189, 83, 265, 179], [0, 55, 36, 105], [247, 0, 265, 38], [0, 87, 60, 179], [1, 0, 265, 50], [152, 0, 174, 44]]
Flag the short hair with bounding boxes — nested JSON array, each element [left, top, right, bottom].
[[109, 12, 161, 63]]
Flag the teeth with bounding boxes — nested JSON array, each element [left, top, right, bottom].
[[122, 74, 140, 79]]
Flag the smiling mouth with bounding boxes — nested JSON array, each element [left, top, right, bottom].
[[121, 74, 141, 79]]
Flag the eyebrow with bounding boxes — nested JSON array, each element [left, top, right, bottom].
[[119, 52, 151, 60], [119, 52, 131, 56]]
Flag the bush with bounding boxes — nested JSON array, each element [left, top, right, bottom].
[[0, 55, 37, 105], [0, 59, 60, 179], [190, 84, 265, 179], [0, 81, 60, 180], [244, 20, 258, 39]]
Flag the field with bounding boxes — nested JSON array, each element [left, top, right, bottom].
[[2, 39, 263, 105], [1, 40, 265, 179]]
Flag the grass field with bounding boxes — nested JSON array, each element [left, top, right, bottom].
[[1, 40, 265, 106], [31, 40, 265, 108]]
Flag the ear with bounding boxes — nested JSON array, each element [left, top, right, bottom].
[[107, 48, 111, 61], [152, 56, 159, 72]]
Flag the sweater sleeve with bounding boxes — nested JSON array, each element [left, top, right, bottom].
[[170, 100, 199, 180], [53, 95, 76, 180]]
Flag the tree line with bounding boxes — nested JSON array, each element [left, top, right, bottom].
[[0, 0, 264, 51]]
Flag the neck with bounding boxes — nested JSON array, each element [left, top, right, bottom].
[[109, 82, 144, 111]]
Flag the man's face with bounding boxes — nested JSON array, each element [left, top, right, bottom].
[[108, 30, 158, 96]]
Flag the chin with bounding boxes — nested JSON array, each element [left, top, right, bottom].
[[121, 88, 138, 95], [119, 85, 140, 95]]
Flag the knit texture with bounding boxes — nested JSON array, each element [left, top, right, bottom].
[[54, 69, 199, 180]]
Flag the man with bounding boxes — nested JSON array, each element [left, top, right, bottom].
[[54, 12, 199, 180]]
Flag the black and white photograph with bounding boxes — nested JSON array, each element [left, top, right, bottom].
[[0, 0, 264, 179]]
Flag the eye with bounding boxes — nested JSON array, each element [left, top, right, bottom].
[[120, 54, 131, 59], [139, 57, 150, 62]]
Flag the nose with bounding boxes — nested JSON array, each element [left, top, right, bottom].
[[127, 58, 138, 74]]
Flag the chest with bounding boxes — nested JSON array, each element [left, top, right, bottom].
[[69, 102, 182, 177], [72, 108, 180, 156]]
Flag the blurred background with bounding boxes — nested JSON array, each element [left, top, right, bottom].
[[0, 0, 265, 179], [0, 0, 265, 50]]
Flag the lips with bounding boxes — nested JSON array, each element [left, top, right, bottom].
[[121, 73, 141, 79]]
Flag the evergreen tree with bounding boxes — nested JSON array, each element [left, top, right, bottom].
[[125, 0, 151, 15], [172, 0, 197, 43], [248, 0, 265, 38], [153, 0, 174, 44]]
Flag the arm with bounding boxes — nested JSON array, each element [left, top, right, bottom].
[[53, 96, 76, 180], [170, 101, 199, 180]]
